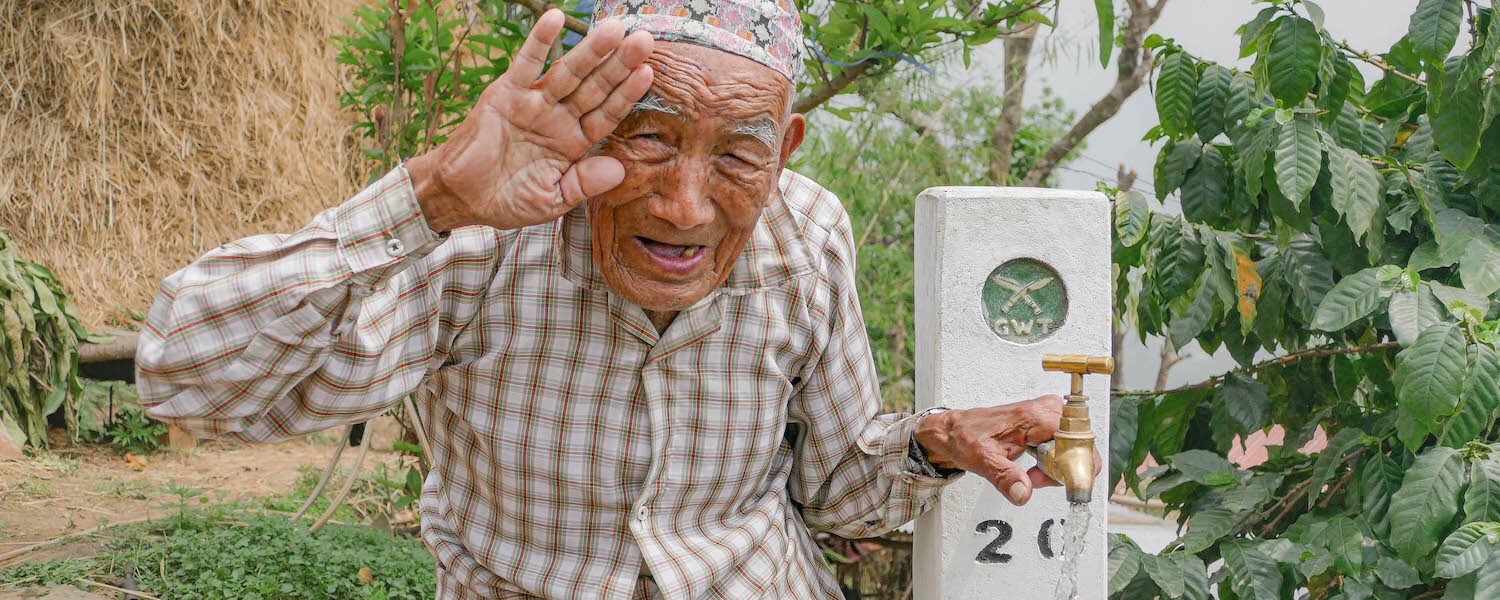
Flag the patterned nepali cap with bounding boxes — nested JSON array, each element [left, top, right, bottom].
[[590, 0, 803, 82]]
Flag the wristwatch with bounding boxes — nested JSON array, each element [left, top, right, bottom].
[[909, 407, 963, 478]]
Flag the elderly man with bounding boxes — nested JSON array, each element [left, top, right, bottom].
[[138, 2, 1091, 598]]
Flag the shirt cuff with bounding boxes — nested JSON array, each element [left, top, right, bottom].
[[907, 407, 965, 480], [334, 165, 447, 282]]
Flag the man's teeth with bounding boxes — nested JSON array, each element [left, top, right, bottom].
[[678, 245, 700, 258]]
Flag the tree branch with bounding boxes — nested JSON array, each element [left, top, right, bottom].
[[1117, 341, 1400, 398], [1020, 0, 1168, 186], [989, 24, 1039, 184], [1335, 40, 1425, 87], [792, 62, 877, 115], [511, 0, 590, 35]]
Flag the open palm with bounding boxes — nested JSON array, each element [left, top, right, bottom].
[[424, 10, 654, 231]]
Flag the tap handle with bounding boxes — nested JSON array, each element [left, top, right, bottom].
[[1041, 354, 1114, 375], [1041, 354, 1114, 396]]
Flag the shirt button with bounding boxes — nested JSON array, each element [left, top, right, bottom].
[[386, 238, 405, 256], [637, 506, 649, 522]]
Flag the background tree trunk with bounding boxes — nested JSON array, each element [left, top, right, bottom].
[[988, 24, 1038, 185], [1020, 0, 1169, 186]]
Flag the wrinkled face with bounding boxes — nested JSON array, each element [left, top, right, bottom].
[[587, 41, 805, 311]]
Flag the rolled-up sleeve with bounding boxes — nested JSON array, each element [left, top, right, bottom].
[[137, 167, 498, 442]]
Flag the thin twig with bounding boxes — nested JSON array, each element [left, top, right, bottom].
[[510, 0, 589, 34], [0, 516, 155, 566], [291, 424, 351, 521], [1117, 342, 1400, 398], [403, 395, 434, 463], [78, 578, 161, 600], [310, 422, 375, 534], [1335, 40, 1425, 87]]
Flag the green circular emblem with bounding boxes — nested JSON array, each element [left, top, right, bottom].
[[981, 258, 1068, 344]]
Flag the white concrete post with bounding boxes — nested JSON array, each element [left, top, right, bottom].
[[913, 187, 1111, 600]]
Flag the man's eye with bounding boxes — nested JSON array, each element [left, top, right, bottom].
[[633, 133, 663, 142], [721, 153, 755, 167]]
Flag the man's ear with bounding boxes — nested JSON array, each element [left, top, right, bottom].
[[777, 113, 806, 171]]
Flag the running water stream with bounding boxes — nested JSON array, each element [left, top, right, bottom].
[[1051, 501, 1094, 600]]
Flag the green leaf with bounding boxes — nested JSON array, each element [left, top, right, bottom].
[[1182, 145, 1229, 222], [1432, 209, 1485, 265], [1446, 573, 1478, 600], [1181, 506, 1241, 553], [1157, 52, 1198, 138], [1108, 537, 1143, 595], [1328, 147, 1381, 243], [1464, 457, 1500, 524], [1389, 446, 1467, 561], [1142, 554, 1185, 598], [1314, 267, 1390, 331], [1221, 540, 1283, 600], [1170, 276, 1218, 350], [1308, 428, 1364, 507], [1194, 64, 1235, 140], [1170, 449, 1242, 485], [1396, 323, 1469, 451], [1437, 522, 1500, 579], [1408, 0, 1463, 64], [1361, 454, 1404, 533], [1432, 57, 1487, 168], [1375, 554, 1423, 589], [1153, 222, 1204, 300], [1284, 238, 1335, 324], [1094, 0, 1115, 67], [1410, 241, 1453, 271], [1110, 395, 1142, 492], [1275, 117, 1323, 210], [1267, 17, 1321, 105], [1441, 344, 1500, 448], [1115, 190, 1150, 248], [1322, 516, 1365, 576], [858, 5, 895, 40], [1389, 284, 1447, 346], [1213, 373, 1270, 440], [1239, 7, 1279, 58], [1155, 139, 1203, 200], [1460, 238, 1500, 297], [1431, 281, 1492, 318]]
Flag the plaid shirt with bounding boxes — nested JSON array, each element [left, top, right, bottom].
[[138, 166, 959, 599]]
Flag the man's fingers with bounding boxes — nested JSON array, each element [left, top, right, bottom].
[[982, 456, 1034, 507], [580, 65, 653, 141], [562, 30, 654, 117], [559, 155, 626, 206], [505, 9, 566, 85], [537, 19, 625, 102], [1028, 466, 1061, 489]]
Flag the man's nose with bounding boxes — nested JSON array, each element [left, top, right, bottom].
[[649, 161, 715, 229]]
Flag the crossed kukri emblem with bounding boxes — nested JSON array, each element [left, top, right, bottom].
[[989, 273, 1055, 315]]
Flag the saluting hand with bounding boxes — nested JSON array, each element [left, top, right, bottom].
[[407, 9, 655, 233]]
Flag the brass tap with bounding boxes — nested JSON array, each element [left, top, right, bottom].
[[1029, 354, 1113, 504]]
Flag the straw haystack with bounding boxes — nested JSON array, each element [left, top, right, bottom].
[[0, 0, 374, 328]]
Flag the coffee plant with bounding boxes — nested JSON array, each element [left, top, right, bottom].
[[1109, 0, 1500, 597]]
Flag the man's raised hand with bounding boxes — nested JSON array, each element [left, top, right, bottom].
[[407, 10, 655, 233]]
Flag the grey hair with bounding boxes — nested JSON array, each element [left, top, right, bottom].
[[630, 92, 681, 116], [628, 92, 779, 150], [732, 118, 779, 150]]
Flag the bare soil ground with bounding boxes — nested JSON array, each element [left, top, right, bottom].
[[0, 428, 403, 555]]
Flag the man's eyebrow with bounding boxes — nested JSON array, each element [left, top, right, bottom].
[[629, 92, 683, 117], [731, 117, 778, 150]]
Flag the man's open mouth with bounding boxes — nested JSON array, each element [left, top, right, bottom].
[[634, 236, 709, 275], [636, 236, 706, 259]]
